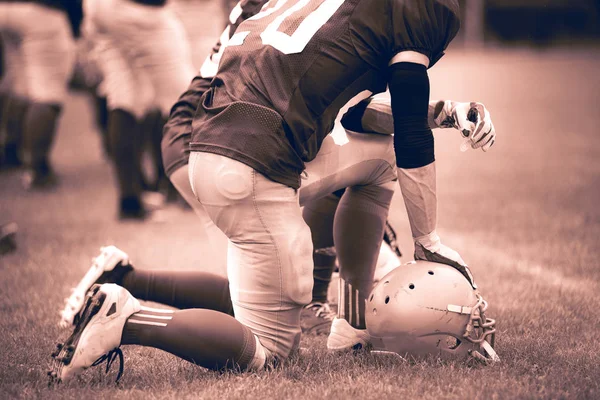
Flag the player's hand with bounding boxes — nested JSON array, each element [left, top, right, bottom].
[[434, 101, 496, 152], [414, 231, 477, 289]]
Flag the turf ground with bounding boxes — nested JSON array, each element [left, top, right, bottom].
[[1, 16, 599, 400]]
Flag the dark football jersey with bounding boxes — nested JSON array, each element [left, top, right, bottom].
[[189, 0, 460, 188], [162, 0, 269, 177]]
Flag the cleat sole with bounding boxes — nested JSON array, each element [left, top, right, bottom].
[[50, 286, 107, 382], [59, 247, 129, 328]]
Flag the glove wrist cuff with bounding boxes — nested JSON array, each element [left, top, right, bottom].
[[414, 230, 441, 252], [433, 100, 456, 129]]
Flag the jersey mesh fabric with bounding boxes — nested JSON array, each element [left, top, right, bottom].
[[190, 0, 460, 188]]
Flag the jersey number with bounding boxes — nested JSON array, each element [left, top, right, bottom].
[[230, 0, 344, 55]]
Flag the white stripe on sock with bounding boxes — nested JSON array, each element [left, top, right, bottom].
[[338, 277, 344, 319], [348, 282, 353, 326], [354, 287, 359, 327], [134, 313, 173, 320], [140, 305, 175, 314], [128, 318, 168, 327]]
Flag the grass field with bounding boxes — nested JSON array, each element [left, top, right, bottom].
[[1, 20, 599, 400]]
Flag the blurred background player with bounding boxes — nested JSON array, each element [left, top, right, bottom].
[[82, 0, 196, 219], [0, 0, 76, 189]]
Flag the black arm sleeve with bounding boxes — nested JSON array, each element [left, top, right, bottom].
[[389, 62, 434, 169]]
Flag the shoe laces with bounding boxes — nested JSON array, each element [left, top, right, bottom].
[[305, 302, 335, 321], [91, 347, 124, 383]]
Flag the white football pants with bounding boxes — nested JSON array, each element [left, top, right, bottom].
[[180, 129, 396, 361]]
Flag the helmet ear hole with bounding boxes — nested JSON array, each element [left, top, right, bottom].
[[409, 284, 415, 290], [428, 270, 434, 275], [384, 296, 390, 304], [445, 336, 461, 350], [369, 294, 374, 302]]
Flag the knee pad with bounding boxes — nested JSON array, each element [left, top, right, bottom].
[[284, 221, 314, 306]]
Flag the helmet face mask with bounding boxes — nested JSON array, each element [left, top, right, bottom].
[[366, 261, 498, 362]]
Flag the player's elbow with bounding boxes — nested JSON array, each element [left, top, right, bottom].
[[393, 130, 434, 169]]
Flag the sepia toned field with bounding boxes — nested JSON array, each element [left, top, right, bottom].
[[1, 8, 599, 398]]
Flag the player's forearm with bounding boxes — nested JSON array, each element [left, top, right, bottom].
[[388, 62, 438, 238], [397, 163, 437, 238], [428, 100, 445, 130], [342, 98, 449, 135]]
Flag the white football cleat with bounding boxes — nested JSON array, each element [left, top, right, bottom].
[[59, 246, 131, 328], [327, 317, 371, 351], [49, 283, 140, 383]]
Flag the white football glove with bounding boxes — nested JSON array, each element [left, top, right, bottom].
[[434, 101, 496, 152], [414, 231, 477, 289]]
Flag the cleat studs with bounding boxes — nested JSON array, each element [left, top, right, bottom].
[[51, 343, 64, 358]]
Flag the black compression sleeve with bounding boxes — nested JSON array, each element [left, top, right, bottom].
[[389, 62, 434, 169]]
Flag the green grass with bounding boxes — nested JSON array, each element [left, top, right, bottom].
[[1, 33, 599, 400]]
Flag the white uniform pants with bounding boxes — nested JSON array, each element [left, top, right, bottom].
[[177, 130, 396, 360]]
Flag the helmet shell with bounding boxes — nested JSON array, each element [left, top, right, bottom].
[[366, 260, 482, 360]]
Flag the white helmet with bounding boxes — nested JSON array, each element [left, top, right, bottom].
[[365, 260, 498, 362]]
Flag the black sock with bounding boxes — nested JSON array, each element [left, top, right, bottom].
[[121, 307, 257, 370], [303, 193, 341, 303], [143, 110, 168, 192], [2, 95, 28, 149], [108, 108, 143, 200], [334, 184, 394, 329], [119, 196, 145, 217], [22, 102, 61, 172], [120, 269, 233, 315], [0, 94, 21, 166], [93, 95, 110, 157]]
